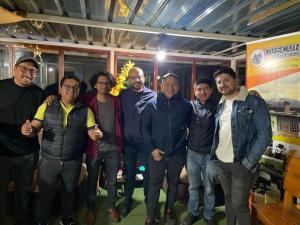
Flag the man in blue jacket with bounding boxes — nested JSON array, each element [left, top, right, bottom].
[[142, 73, 192, 225], [181, 78, 218, 225], [120, 67, 155, 217], [211, 67, 272, 225]]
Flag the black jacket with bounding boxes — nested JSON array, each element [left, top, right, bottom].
[[187, 98, 217, 154], [41, 99, 88, 160], [141, 92, 192, 156]]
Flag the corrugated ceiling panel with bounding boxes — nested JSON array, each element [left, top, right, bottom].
[[61, 0, 84, 18], [90, 0, 110, 21]]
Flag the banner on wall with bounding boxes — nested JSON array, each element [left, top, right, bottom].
[[246, 32, 300, 151]]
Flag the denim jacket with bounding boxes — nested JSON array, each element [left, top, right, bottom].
[[211, 86, 272, 172]]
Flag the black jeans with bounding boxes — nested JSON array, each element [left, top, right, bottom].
[[86, 150, 120, 210], [218, 161, 254, 225], [37, 158, 82, 222], [123, 141, 150, 203], [147, 153, 185, 218], [0, 152, 37, 225]]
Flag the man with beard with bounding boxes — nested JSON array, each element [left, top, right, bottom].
[[0, 55, 44, 225], [119, 67, 155, 217], [211, 67, 272, 225], [82, 71, 123, 225]]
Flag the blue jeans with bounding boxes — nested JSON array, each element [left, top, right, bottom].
[[186, 150, 218, 220], [123, 141, 149, 203]]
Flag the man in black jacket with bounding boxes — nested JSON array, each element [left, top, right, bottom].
[[21, 74, 102, 225], [0, 55, 43, 225], [142, 73, 192, 225], [181, 79, 218, 225]]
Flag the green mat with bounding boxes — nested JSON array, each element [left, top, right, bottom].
[[3, 188, 226, 225]]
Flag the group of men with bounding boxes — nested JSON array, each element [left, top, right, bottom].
[[0, 55, 272, 225]]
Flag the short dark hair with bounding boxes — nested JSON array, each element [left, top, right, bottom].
[[161, 73, 179, 82], [194, 78, 212, 88], [213, 67, 236, 79], [60, 73, 81, 87], [90, 71, 116, 91]]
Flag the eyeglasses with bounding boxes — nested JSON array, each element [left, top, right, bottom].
[[62, 85, 79, 92], [17, 65, 37, 75], [96, 81, 111, 86]]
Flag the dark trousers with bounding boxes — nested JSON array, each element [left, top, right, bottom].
[[123, 141, 150, 203], [0, 152, 37, 225], [218, 161, 254, 225], [147, 153, 185, 218], [86, 150, 120, 210], [37, 158, 82, 222]]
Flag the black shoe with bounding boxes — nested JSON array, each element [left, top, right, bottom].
[[120, 198, 132, 217], [204, 217, 216, 225], [145, 217, 157, 225], [166, 209, 177, 225], [181, 213, 199, 225], [59, 217, 77, 225]]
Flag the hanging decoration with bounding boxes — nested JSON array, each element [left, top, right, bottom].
[[33, 46, 43, 64], [110, 61, 134, 96]]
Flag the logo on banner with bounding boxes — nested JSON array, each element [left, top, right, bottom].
[[250, 49, 264, 66]]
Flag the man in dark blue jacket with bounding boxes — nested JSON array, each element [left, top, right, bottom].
[[120, 67, 155, 217], [142, 73, 192, 225], [181, 78, 218, 225]]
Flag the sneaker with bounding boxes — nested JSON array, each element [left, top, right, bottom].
[[107, 208, 120, 223], [120, 198, 132, 217], [59, 217, 77, 225], [145, 217, 157, 225], [166, 209, 177, 225], [181, 213, 199, 225], [204, 217, 216, 225]]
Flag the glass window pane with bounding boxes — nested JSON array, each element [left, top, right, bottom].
[[15, 48, 59, 90], [158, 61, 192, 100], [117, 57, 155, 90], [64, 51, 107, 92], [0, 45, 10, 80], [196, 61, 229, 101]]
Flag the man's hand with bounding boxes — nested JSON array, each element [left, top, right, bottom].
[[88, 124, 103, 141], [21, 119, 33, 136], [249, 89, 261, 98], [44, 95, 56, 105], [152, 148, 165, 161]]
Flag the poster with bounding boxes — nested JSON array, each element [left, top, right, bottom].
[[246, 32, 300, 151]]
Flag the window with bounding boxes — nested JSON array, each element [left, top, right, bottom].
[[64, 51, 107, 92], [158, 60, 192, 100], [117, 57, 155, 90], [0, 45, 10, 80], [15, 48, 59, 89]]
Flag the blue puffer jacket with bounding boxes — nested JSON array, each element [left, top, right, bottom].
[[141, 91, 192, 156], [211, 86, 272, 171]]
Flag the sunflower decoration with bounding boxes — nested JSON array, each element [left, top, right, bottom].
[[110, 61, 135, 96]]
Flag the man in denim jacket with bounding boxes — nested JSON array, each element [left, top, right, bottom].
[[211, 67, 272, 225]]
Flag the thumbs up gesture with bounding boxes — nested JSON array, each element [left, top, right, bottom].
[[88, 124, 103, 141], [21, 119, 33, 136]]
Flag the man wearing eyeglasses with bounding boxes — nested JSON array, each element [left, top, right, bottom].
[[0, 55, 44, 225], [119, 67, 155, 217], [21, 74, 102, 225], [81, 71, 123, 225]]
